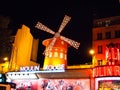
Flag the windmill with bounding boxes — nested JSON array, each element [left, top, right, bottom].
[[35, 15, 80, 70]]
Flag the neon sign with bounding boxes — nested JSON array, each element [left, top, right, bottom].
[[43, 64, 65, 71], [95, 77, 120, 90], [20, 65, 40, 72], [93, 65, 120, 77], [105, 43, 120, 65]]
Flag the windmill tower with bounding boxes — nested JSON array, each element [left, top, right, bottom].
[[35, 15, 80, 70]]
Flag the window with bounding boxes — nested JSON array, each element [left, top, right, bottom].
[[115, 30, 120, 38], [97, 33, 102, 40], [105, 20, 110, 27], [97, 21, 103, 26], [98, 45, 103, 54], [60, 53, 63, 59], [49, 52, 52, 58], [105, 32, 111, 39], [98, 60, 102, 66], [54, 52, 58, 58]]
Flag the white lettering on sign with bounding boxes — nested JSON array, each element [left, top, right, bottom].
[[20, 66, 40, 72], [44, 64, 65, 71], [19, 82, 32, 87]]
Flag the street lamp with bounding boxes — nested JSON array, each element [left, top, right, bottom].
[[3, 57, 8, 61], [89, 49, 95, 55], [0, 57, 9, 73], [89, 49, 96, 66]]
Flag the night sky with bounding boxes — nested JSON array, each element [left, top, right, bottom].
[[0, 0, 120, 66]]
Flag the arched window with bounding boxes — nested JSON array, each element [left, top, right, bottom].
[[60, 53, 63, 59], [54, 52, 58, 58]]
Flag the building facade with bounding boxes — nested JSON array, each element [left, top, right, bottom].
[[92, 16, 120, 66], [9, 25, 40, 71]]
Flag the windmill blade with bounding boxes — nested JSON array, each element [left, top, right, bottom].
[[43, 37, 57, 56], [35, 22, 55, 35], [58, 15, 71, 33], [60, 36, 80, 49]]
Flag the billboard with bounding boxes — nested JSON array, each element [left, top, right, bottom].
[[95, 77, 120, 90], [12, 79, 90, 90]]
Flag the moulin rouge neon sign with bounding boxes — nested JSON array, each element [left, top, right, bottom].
[[106, 47, 120, 61], [105, 43, 120, 65], [93, 65, 120, 77], [93, 43, 120, 77], [20, 65, 40, 72]]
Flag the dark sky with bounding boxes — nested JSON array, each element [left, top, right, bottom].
[[0, 0, 120, 66]]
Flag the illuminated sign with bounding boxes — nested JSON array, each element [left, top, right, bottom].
[[95, 77, 120, 90], [12, 80, 38, 90], [106, 47, 119, 61], [43, 64, 65, 71], [105, 43, 120, 65], [20, 66, 40, 72], [93, 65, 120, 77], [13, 79, 90, 90]]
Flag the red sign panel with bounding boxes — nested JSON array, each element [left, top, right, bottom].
[[93, 65, 120, 77]]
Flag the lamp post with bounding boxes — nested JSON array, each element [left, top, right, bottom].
[[89, 49, 95, 55], [4, 57, 9, 72], [1, 66, 5, 74], [0, 57, 9, 73], [3, 57, 8, 61], [89, 49, 96, 66]]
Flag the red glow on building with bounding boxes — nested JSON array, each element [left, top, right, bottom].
[[105, 43, 120, 65]]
